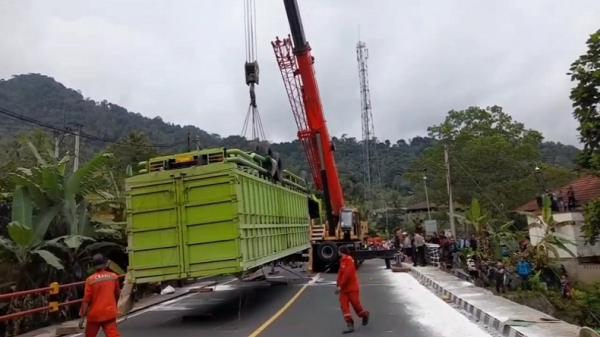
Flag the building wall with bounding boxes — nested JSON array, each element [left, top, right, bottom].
[[527, 212, 600, 284], [527, 212, 600, 258], [560, 259, 600, 284]]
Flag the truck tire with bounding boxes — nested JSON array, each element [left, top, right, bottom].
[[316, 242, 339, 263]]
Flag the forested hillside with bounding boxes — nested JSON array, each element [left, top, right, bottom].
[[0, 74, 582, 210]]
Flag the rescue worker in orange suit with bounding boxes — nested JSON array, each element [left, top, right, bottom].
[[79, 254, 121, 337], [336, 246, 369, 334]]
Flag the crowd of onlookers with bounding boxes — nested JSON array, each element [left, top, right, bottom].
[[390, 229, 472, 268], [537, 186, 577, 212], [383, 228, 572, 298]]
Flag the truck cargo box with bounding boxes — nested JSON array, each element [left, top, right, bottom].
[[126, 148, 310, 284]]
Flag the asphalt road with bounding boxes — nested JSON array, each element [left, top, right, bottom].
[[114, 261, 491, 337]]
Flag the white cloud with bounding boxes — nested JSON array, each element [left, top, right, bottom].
[[1, 0, 598, 146]]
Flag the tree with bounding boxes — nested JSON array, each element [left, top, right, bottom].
[[582, 199, 600, 245], [0, 130, 55, 192], [571, 29, 600, 245], [408, 106, 575, 217], [569, 29, 600, 169], [106, 132, 157, 179]]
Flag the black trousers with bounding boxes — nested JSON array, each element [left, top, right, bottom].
[[414, 246, 426, 266]]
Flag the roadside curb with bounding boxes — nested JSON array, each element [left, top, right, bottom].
[[409, 267, 580, 337]]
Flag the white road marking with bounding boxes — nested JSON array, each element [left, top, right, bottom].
[[383, 271, 492, 337], [246, 273, 320, 337]]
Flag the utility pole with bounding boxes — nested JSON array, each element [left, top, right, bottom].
[[385, 204, 390, 237], [423, 174, 432, 220], [53, 131, 60, 160], [444, 144, 456, 238], [73, 125, 81, 173], [187, 131, 191, 152]]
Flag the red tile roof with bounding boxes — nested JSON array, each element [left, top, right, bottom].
[[515, 175, 600, 212]]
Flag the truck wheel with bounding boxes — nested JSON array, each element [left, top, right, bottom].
[[317, 242, 339, 263]]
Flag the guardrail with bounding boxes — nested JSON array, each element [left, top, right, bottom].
[[0, 275, 125, 323]]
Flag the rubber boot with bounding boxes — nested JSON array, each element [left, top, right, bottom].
[[342, 322, 354, 334], [362, 312, 370, 326]]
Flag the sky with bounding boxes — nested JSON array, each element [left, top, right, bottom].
[[1, 1, 599, 146]]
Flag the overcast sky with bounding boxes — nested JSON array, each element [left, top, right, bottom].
[[1, 1, 599, 146]]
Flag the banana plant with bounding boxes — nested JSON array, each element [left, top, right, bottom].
[[91, 170, 126, 222], [10, 143, 114, 237], [47, 234, 121, 280], [529, 196, 576, 269], [6, 144, 123, 284], [0, 187, 63, 289], [453, 198, 494, 258], [487, 220, 527, 259]]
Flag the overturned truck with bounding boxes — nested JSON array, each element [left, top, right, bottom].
[[125, 148, 311, 284]]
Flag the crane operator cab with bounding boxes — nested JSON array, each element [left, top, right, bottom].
[[339, 207, 361, 242]]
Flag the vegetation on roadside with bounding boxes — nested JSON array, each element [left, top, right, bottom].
[[0, 137, 126, 335]]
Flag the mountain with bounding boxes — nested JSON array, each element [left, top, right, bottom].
[[0, 74, 218, 156], [0, 73, 581, 203], [540, 141, 581, 168]]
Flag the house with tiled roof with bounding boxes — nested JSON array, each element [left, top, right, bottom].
[[516, 175, 600, 213], [515, 175, 600, 283]]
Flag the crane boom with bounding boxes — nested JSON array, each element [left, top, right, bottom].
[[272, 0, 345, 232]]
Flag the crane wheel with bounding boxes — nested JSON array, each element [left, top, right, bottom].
[[316, 241, 339, 263]]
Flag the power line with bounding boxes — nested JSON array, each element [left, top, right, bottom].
[[451, 157, 510, 214], [0, 106, 185, 149]]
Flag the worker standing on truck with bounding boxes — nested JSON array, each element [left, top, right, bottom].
[[336, 246, 370, 334], [79, 254, 121, 337]]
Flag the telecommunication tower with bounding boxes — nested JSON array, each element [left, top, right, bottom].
[[357, 40, 377, 198]]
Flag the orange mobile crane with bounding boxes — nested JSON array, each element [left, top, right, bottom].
[[272, 0, 395, 271]]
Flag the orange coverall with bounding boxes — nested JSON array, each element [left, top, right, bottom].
[[80, 270, 121, 337], [337, 254, 369, 324]]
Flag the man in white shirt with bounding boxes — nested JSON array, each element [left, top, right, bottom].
[[413, 232, 426, 266]]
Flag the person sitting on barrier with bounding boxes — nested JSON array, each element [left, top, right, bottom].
[[336, 246, 369, 334], [79, 254, 121, 337]]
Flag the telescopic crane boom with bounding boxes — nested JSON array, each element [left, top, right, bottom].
[[272, 0, 349, 236]]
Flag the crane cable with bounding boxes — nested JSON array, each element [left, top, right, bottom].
[[244, 0, 257, 64], [241, 0, 266, 141]]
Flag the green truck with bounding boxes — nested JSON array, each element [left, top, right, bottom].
[[125, 148, 311, 284]]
